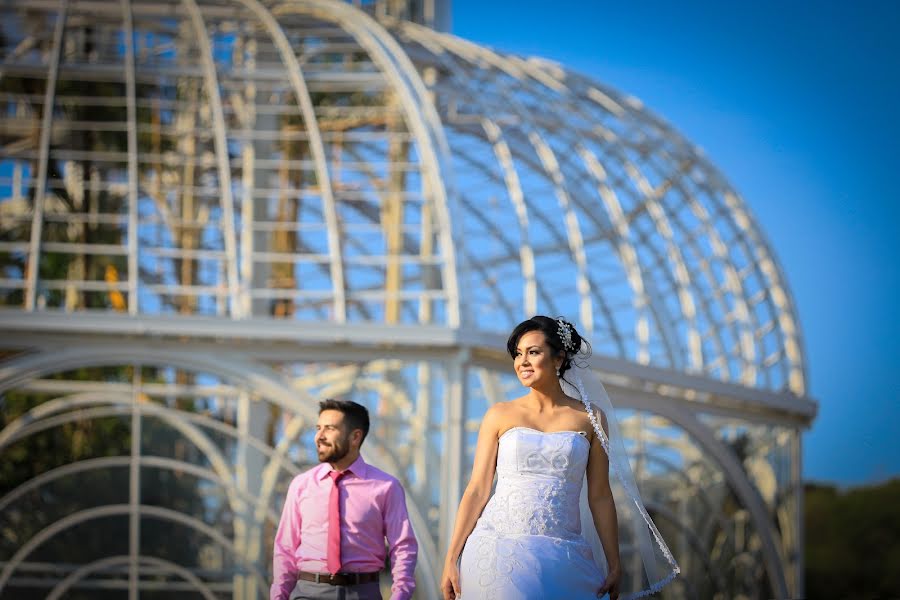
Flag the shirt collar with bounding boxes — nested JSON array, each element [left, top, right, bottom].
[[316, 454, 368, 480]]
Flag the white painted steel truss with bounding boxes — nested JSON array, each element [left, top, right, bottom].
[[0, 0, 814, 598], [0, 316, 811, 599]]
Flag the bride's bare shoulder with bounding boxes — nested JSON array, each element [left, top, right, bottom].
[[486, 397, 527, 418], [483, 400, 517, 422], [485, 397, 533, 430]]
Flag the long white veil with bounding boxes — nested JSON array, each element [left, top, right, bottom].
[[562, 366, 680, 599]]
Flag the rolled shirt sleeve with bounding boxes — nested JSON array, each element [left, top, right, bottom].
[[383, 480, 418, 600]]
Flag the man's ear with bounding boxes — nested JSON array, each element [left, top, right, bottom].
[[350, 428, 363, 447]]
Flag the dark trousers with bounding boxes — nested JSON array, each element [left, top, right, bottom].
[[289, 579, 382, 600]]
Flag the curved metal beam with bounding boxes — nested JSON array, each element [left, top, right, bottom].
[[401, 45, 571, 322], [399, 24, 628, 348], [237, 0, 346, 322], [641, 501, 727, 593], [0, 393, 247, 552], [722, 190, 806, 393], [0, 387, 294, 569], [481, 118, 537, 315], [272, 0, 461, 326], [0, 395, 236, 492], [568, 68, 805, 392], [526, 131, 593, 331], [540, 55, 734, 378], [46, 555, 219, 600], [0, 504, 269, 596], [0, 347, 442, 599], [445, 142, 559, 314], [627, 152, 758, 384], [623, 395, 790, 598], [576, 145, 654, 362], [0, 452, 279, 527], [181, 0, 241, 316], [398, 21, 805, 393]]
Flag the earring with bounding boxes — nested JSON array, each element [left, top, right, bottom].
[[556, 368, 560, 377]]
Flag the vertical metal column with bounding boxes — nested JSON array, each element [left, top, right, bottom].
[[25, 0, 69, 310], [413, 361, 432, 497], [438, 348, 468, 555], [235, 390, 266, 600], [129, 364, 142, 600], [237, 29, 257, 318], [121, 0, 140, 315], [793, 428, 804, 598]]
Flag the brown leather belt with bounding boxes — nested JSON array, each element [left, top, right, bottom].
[[297, 571, 380, 586]]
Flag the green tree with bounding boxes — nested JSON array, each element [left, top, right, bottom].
[[805, 479, 900, 599]]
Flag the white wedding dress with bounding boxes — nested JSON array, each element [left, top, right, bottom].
[[459, 427, 607, 599]]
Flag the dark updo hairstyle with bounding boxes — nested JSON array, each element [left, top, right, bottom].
[[506, 315, 591, 382]]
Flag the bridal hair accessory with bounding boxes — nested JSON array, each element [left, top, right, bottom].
[[556, 318, 575, 353]]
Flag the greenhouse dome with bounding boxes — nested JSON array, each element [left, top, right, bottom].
[[0, 1, 816, 598]]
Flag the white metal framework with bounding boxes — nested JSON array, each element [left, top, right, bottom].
[[0, 0, 814, 598]]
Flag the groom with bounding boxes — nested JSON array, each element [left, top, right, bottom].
[[271, 399, 418, 600]]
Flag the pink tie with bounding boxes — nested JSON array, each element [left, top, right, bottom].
[[327, 470, 346, 574]]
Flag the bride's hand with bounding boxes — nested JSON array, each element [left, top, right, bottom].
[[440, 562, 461, 599], [598, 566, 621, 600]]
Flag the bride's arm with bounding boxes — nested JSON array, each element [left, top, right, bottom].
[[440, 404, 503, 597], [586, 409, 622, 598]]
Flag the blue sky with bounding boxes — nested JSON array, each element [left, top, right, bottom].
[[452, 0, 900, 486]]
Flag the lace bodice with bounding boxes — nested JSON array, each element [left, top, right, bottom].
[[474, 427, 590, 540]]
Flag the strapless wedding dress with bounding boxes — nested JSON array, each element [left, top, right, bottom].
[[459, 427, 606, 599]]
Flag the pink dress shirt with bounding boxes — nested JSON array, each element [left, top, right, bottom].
[[271, 455, 418, 600]]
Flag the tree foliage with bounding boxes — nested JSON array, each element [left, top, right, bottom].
[[805, 479, 900, 599]]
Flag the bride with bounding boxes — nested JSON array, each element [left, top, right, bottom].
[[440, 316, 678, 600]]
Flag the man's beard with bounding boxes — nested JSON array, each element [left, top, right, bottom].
[[317, 437, 350, 463]]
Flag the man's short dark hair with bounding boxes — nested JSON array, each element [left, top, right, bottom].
[[319, 399, 370, 445]]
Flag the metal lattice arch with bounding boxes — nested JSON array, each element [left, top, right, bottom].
[[0, 1, 815, 598]]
